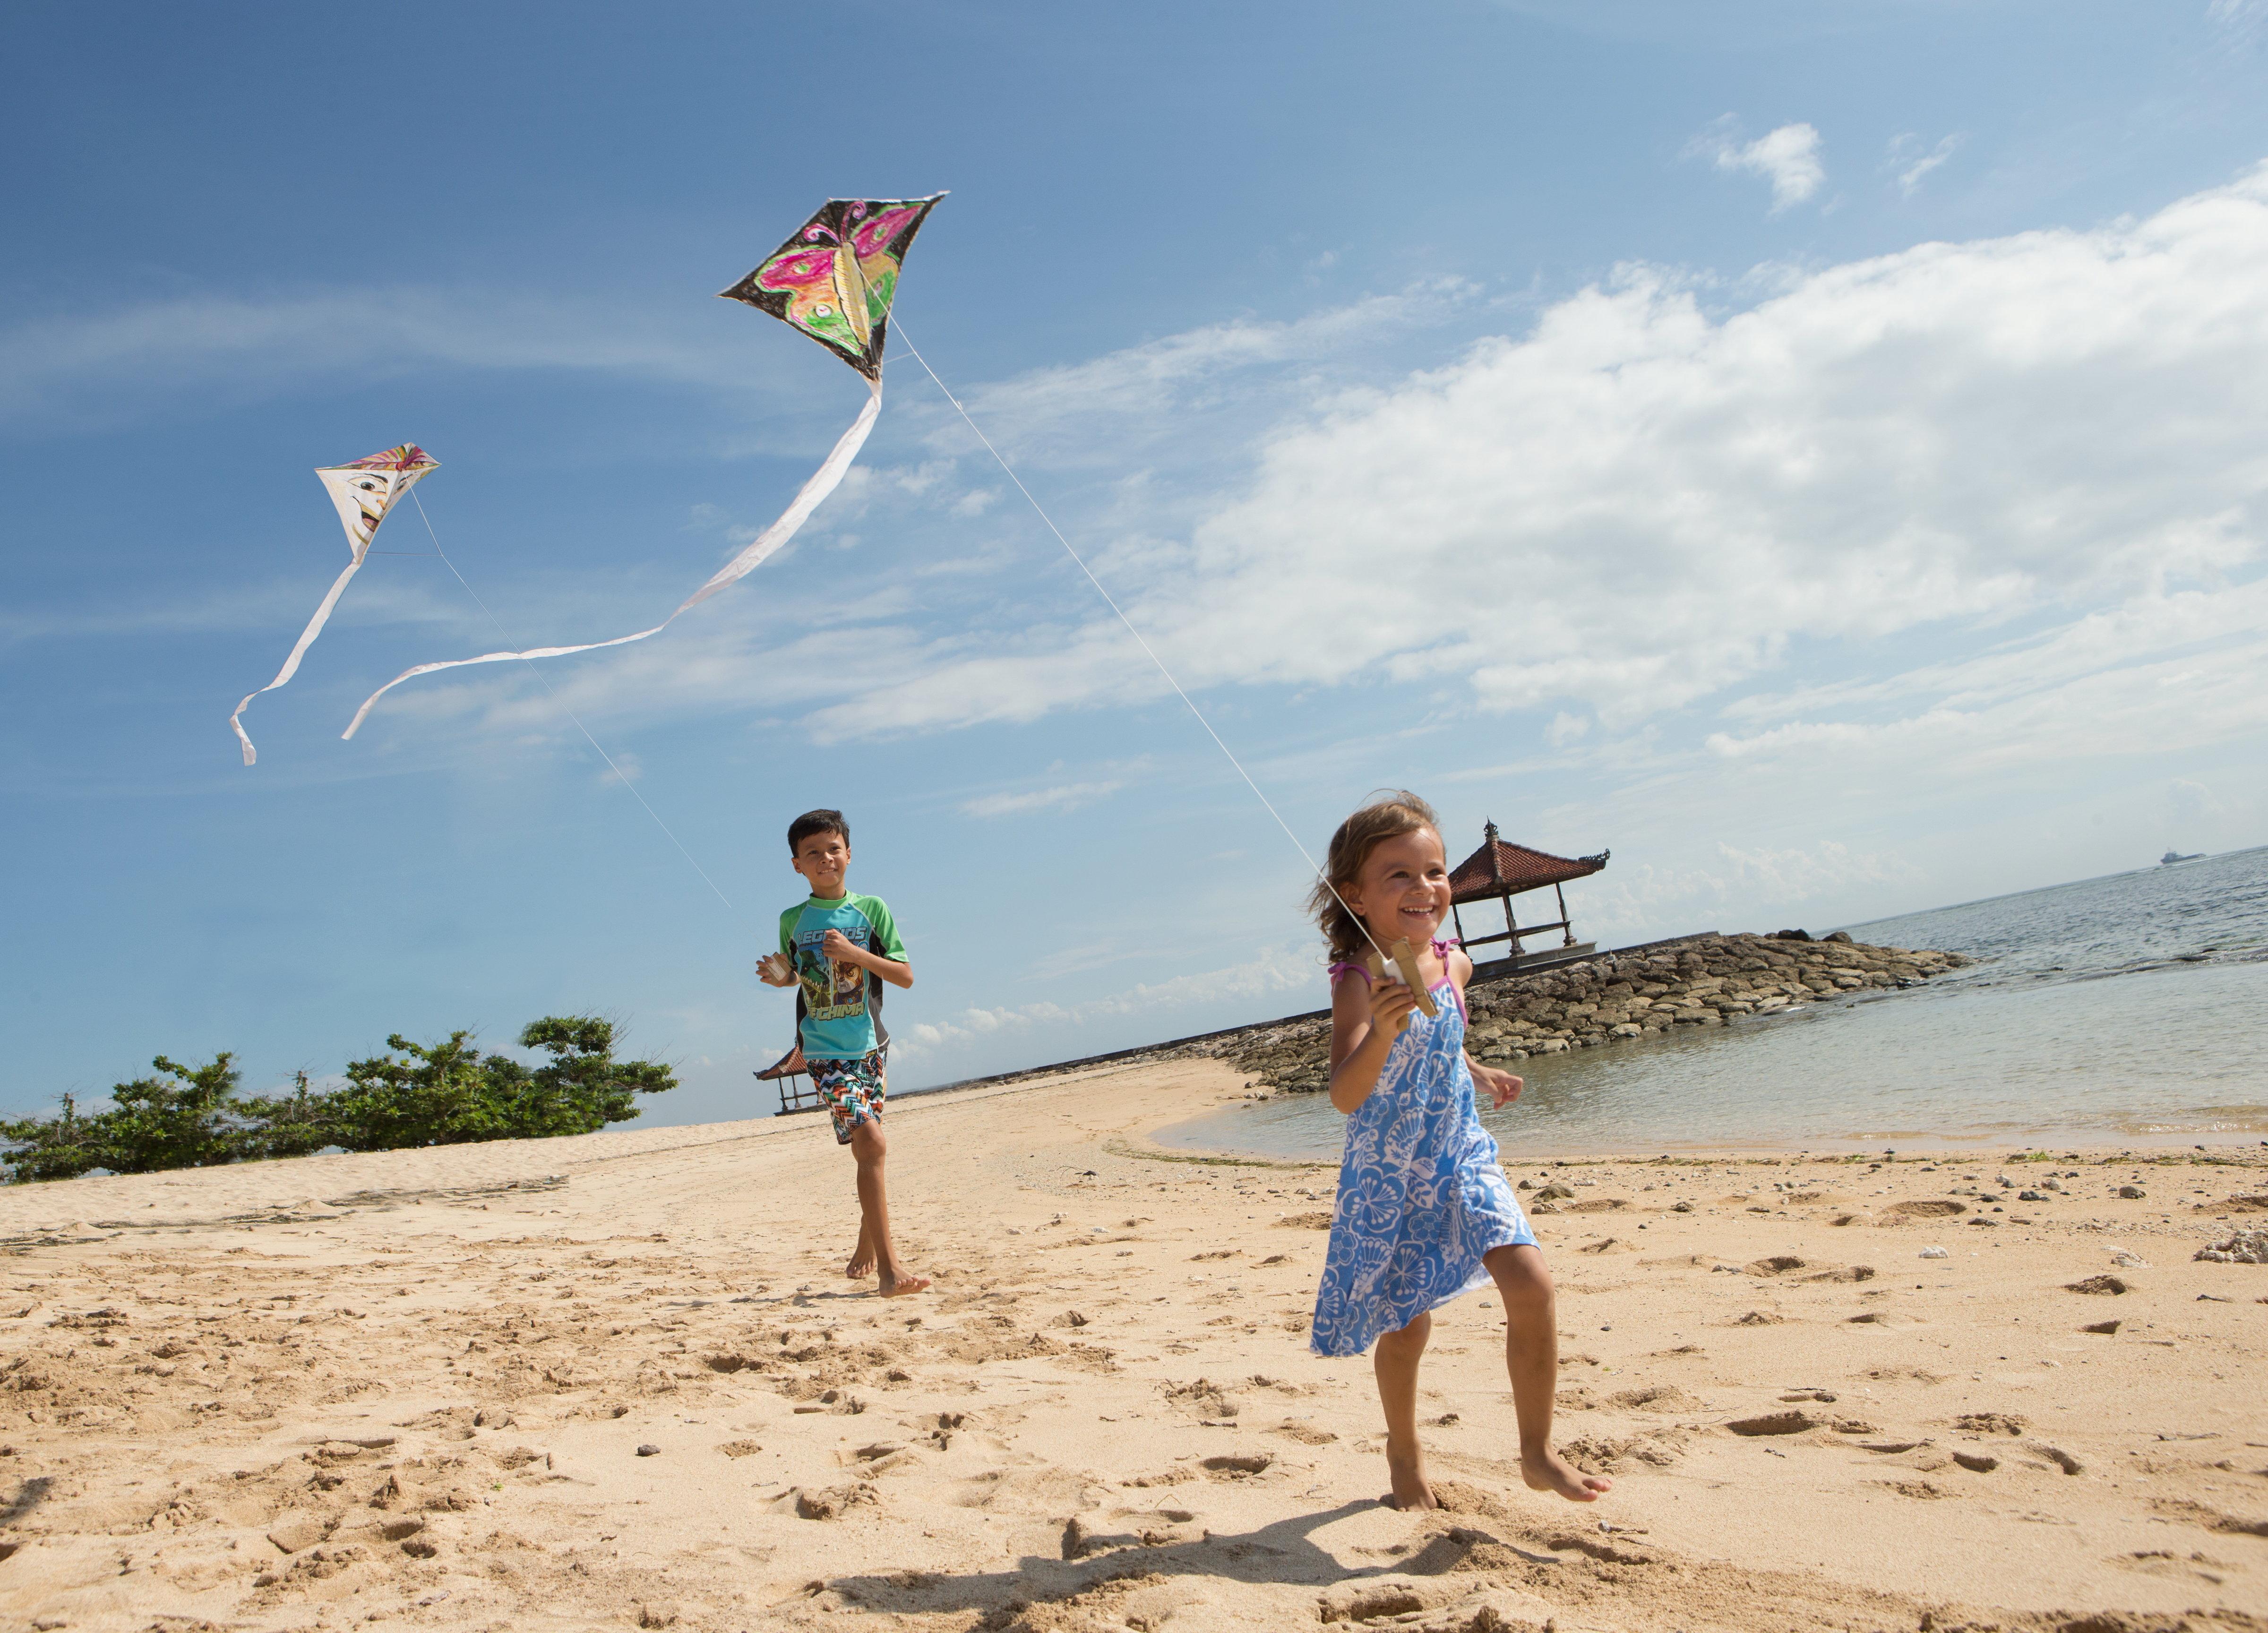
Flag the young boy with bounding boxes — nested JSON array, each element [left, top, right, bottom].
[[757, 809, 929, 1297]]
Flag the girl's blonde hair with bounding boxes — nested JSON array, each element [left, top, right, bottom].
[[1306, 790, 1441, 964]]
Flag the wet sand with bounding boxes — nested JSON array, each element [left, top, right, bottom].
[[2, 1057, 2263, 1632]]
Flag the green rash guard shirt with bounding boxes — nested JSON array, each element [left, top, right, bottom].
[[778, 893, 907, 1060]]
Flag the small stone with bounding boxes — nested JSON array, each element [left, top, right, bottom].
[[2195, 1227, 2268, 1264], [636, 1443, 661, 1457], [267, 1519, 327, 1554], [2117, 1185, 2146, 1200]]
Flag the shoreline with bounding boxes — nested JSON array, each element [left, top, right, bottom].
[[902, 931, 1967, 1116]]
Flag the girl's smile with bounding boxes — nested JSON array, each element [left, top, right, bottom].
[[1344, 826, 1452, 948]]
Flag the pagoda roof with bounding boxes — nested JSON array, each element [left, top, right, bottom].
[[755, 1044, 807, 1080], [1448, 823, 1609, 903]]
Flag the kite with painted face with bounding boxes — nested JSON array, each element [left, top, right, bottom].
[[230, 444, 438, 765], [340, 194, 945, 743]]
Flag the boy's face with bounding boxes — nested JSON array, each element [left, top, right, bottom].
[[791, 830, 851, 898]]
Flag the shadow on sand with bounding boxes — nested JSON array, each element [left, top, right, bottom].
[[815, 1499, 1558, 1623]]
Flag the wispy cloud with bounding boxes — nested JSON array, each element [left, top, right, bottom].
[[1688, 117, 1826, 212], [1887, 132, 1963, 197], [2208, 0, 2268, 46], [0, 286, 811, 434], [959, 779, 1125, 818]]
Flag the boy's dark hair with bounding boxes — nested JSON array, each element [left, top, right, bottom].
[[788, 808, 850, 854]]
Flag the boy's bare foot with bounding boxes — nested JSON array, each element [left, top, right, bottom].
[[1523, 1446, 1611, 1502], [1383, 1438, 1437, 1510], [846, 1246, 875, 1279], [877, 1273, 930, 1297]]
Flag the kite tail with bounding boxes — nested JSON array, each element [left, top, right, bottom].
[[342, 384, 883, 742], [229, 552, 368, 766]]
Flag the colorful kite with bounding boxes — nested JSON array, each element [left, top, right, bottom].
[[230, 444, 438, 765], [340, 194, 945, 743]]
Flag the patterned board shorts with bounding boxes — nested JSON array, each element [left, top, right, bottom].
[[809, 1050, 887, 1145]]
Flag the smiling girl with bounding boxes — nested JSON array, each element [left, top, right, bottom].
[[1306, 791, 1608, 1511]]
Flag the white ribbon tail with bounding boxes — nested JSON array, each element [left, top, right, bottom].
[[342, 385, 882, 742], [229, 552, 367, 766]]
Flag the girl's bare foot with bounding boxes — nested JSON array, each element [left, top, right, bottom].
[[1523, 1447, 1611, 1502], [1384, 1436, 1437, 1510], [877, 1272, 930, 1297]]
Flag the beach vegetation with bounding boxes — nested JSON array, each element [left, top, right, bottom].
[[0, 1016, 674, 1183]]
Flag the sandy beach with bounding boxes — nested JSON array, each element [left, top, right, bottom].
[[3, 1057, 2263, 1633]]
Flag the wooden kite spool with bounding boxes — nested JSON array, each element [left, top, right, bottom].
[[1363, 937, 1440, 1028]]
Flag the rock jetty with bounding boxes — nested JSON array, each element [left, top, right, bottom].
[[1217, 931, 1967, 1097]]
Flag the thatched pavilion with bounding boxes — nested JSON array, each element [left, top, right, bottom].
[[754, 1043, 821, 1117], [1447, 820, 1609, 968]]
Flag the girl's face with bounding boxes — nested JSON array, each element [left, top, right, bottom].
[[1343, 825, 1452, 949]]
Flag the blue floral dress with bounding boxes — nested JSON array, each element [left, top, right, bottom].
[[1309, 952, 1537, 1358]]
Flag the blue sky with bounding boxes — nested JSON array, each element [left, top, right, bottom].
[[5, 0, 2267, 1125]]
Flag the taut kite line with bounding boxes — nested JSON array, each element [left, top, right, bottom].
[[339, 194, 945, 742], [229, 444, 438, 766]]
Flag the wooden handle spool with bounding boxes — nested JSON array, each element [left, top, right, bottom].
[[1364, 937, 1439, 1026]]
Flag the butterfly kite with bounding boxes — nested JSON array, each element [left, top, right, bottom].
[[334, 193, 946, 744], [228, 444, 438, 765]]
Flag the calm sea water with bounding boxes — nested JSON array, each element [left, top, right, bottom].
[[1154, 845, 2268, 1159]]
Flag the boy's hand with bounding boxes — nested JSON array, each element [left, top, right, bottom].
[[756, 952, 794, 987], [819, 928, 868, 967], [1471, 1060, 1524, 1109]]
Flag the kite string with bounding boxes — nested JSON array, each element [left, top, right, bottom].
[[407, 489, 738, 917], [887, 320, 1388, 967]]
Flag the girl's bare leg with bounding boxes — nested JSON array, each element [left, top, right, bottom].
[[1373, 1310, 1436, 1509], [1484, 1243, 1610, 1502]]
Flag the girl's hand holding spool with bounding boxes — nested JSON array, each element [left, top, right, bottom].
[[1366, 976, 1424, 1037]]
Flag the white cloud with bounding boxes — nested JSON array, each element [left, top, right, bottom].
[[1546, 711, 1590, 747], [1572, 840, 1916, 945], [1689, 118, 1826, 212], [893, 942, 1316, 1063], [959, 779, 1125, 818], [2168, 777, 2224, 823], [339, 164, 2268, 832], [793, 164, 2268, 759], [1888, 132, 1962, 197]]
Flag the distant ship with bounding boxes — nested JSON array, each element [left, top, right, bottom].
[[2161, 850, 2205, 865]]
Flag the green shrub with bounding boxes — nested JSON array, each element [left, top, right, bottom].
[[1, 1018, 675, 1183]]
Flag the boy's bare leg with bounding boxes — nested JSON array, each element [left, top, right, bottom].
[[1484, 1243, 1610, 1502], [848, 1120, 928, 1296], [1373, 1310, 1436, 1510]]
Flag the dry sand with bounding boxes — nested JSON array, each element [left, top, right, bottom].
[[2, 1057, 2264, 1632]]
